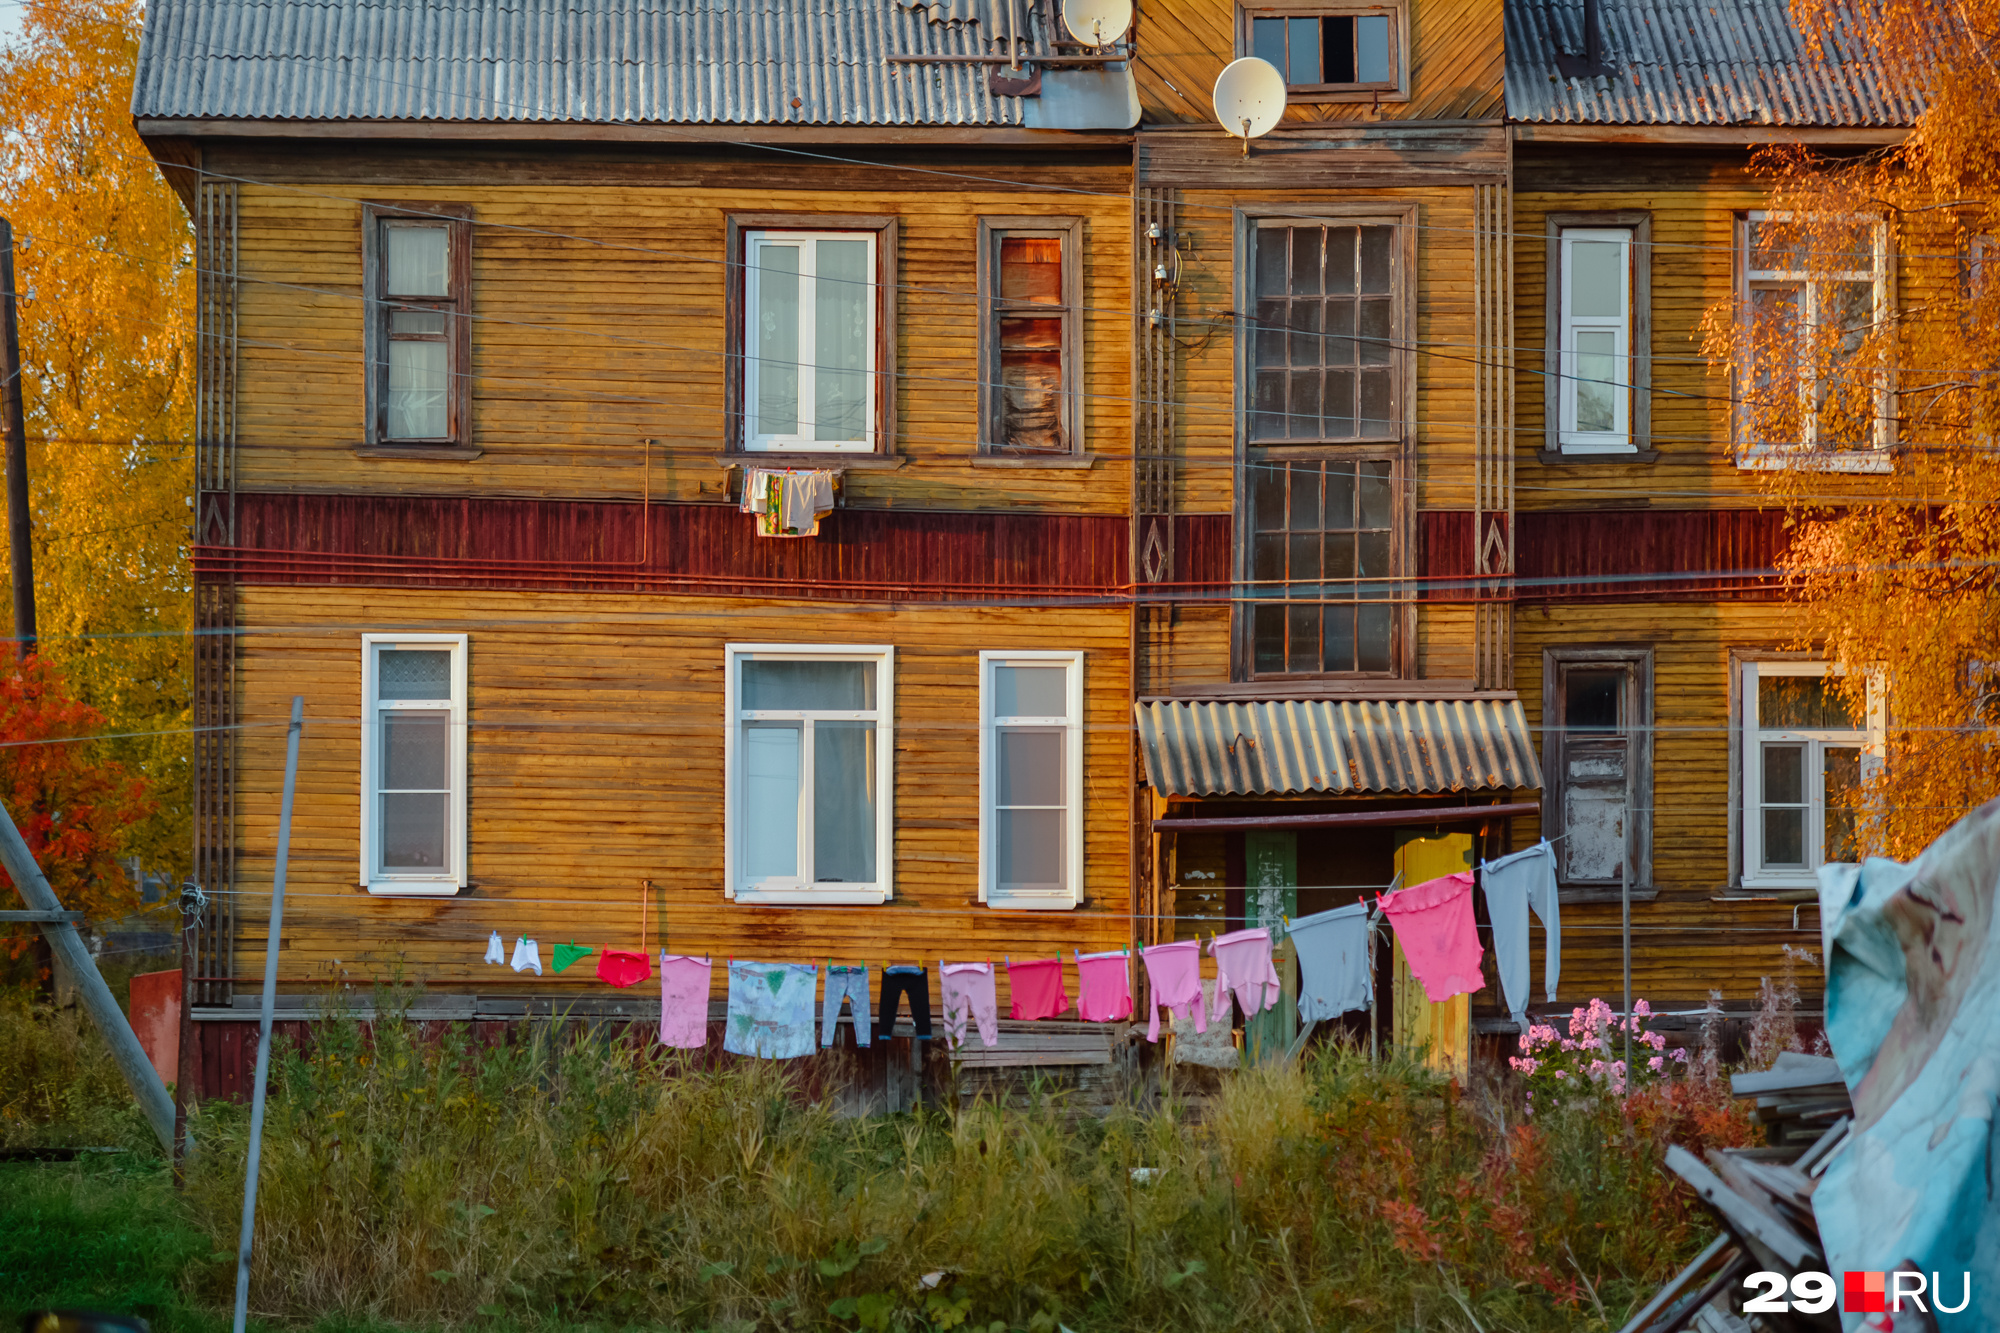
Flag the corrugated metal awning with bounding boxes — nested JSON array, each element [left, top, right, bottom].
[[1134, 697, 1541, 798]]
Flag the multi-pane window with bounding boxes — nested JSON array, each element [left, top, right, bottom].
[[364, 205, 471, 446], [726, 646, 895, 904], [980, 652, 1084, 910], [978, 217, 1083, 454], [743, 231, 877, 451], [1249, 459, 1395, 675], [360, 634, 467, 896], [1739, 211, 1891, 463], [1742, 663, 1870, 885], [1558, 228, 1632, 452], [1251, 223, 1399, 442], [1249, 10, 1397, 91], [1542, 650, 1653, 892]]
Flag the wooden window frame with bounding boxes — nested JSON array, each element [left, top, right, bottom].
[[1731, 209, 1895, 473], [976, 216, 1086, 456], [1543, 211, 1652, 460], [1539, 647, 1654, 902], [1231, 204, 1417, 681], [1236, 0, 1410, 104], [978, 650, 1086, 910], [360, 633, 469, 897], [361, 203, 473, 450], [724, 213, 899, 459], [1734, 658, 1881, 891], [723, 643, 897, 907]]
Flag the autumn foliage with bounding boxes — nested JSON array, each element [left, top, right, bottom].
[[1704, 0, 2000, 858], [0, 655, 153, 978]]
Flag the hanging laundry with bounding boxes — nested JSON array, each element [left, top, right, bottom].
[[1139, 939, 1206, 1043], [1209, 927, 1282, 1026], [822, 963, 873, 1048], [1073, 950, 1133, 1022], [1481, 841, 1561, 1025], [1288, 902, 1372, 1022], [597, 948, 652, 989], [1379, 872, 1485, 1003], [658, 953, 712, 1050], [1172, 980, 1240, 1069], [740, 468, 835, 538], [1005, 957, 1070, 1021], [509, 936, 543, 976], [552, 942, 593, 974], [723, 961, 819, 1059], [940, 962, 999, 1051], [739, 468, 783, 536], [484, 931, 505, 966], [874, 965, 933, 1042]]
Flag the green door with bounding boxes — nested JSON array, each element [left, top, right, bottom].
[[1243, 831, 1298, 1062]]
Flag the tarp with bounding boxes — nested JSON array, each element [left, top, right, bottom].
[[1815, 798, 2000, 1329]]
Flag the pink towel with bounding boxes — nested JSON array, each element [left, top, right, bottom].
[[658, 953, 712, 1049], [1380, 872, 1485, 1002], [1074, 950, 1133, 1022], [1209, 927, 1282, 1025], [940, 961, 999, 1050], [1006, 957, 1070, 1020], [1140, 939, 1206, 1043]]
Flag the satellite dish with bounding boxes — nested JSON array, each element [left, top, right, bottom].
[[1061, 0, 1131, 47], [1212, 57, 1285, 145]]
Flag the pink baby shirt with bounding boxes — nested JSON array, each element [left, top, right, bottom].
[[1006, 957, 1071, 1021], [1074, 950, 1134, 1022], [1139, 939, 1206, 1043], [1379, 872, 1485, 1003], [1208, 927, 1282, 1026], [940, 961, 999, 1050], [658, 953, 713, 1049]]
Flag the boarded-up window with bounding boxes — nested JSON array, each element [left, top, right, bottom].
[[1250, 222, 1401, 443], [978, 217, 1083, 454], [1542, 649, 1653, 894], [1248, 458, 1396, 676]]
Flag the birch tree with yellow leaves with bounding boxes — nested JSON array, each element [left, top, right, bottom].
[[0, 0, 192, 887]]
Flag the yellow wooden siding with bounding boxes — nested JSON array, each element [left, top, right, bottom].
[[1135, 0, 1504, 126], [1507, 600, 1825, 1004], [226, 585, 1135, 1000], [1514, 187, 1902, 511], [233, 180, 1134, 513]]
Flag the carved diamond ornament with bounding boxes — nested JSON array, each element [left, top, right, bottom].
[[1141, 518, 1170, 584]]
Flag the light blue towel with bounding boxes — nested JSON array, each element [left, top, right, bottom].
[[1288, 902, 1372, 1022], [723, 961, 819, 1060], [1480, 841, 1560, 1025]]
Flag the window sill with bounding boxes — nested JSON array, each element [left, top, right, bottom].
[[714, 454, 907, 471], [982, 893, 1082, 910], [362, 880, 467, 897], [728, 886, 891, 906], [1557, 885, 1660, 904], [1734, 449, 1892, 475], [1537, 448, 1660, 465], [351, 443, 485, 461], [970, 452, 1097, 470]]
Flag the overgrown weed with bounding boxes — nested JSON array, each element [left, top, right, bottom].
[[0, 993, 158, 1151]]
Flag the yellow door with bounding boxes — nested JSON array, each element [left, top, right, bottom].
[[1391, 832, 1473, 1078]]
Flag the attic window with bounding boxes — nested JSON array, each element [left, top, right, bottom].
[[1246, 7, 1400, 95]]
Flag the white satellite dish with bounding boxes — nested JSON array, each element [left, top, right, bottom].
[[1212, 56, 1285, 146], [1061, 0, 1131, 47]]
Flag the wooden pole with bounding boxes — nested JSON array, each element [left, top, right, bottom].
[[0, 219, 36, 655], [0, 802, 175, 1154], [232, 697, 304, 1333]]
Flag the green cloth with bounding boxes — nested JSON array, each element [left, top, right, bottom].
[[553, 943, 594, 973]]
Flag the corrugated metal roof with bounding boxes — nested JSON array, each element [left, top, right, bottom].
[[132, 0, 1128, 128], [1133, 697, 1542, 798], [1505, 0, 1924, 127]]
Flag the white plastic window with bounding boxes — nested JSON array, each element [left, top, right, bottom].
[[360, 634, 468, 896], [1559, 228, 1632, 453], [743, 232, 877, 452], [979, 651, 1084, 910], [726, 645, 895, 905], [1741, 662, 1876, 887]]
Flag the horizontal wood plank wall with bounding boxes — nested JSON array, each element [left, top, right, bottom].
[[1507, 600, 1821, 1006], [230, 171, 1133, 512], [1134, 0, 1504, 125], [1514, 164, 1902, 512], [225, 586, 1134, 1007], [1419, 509, 1792, 601]]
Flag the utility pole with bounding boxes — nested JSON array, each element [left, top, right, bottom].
[[0, 218, 36, 656]]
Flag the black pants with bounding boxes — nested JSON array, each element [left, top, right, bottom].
[[875, 967, 932, 1041]]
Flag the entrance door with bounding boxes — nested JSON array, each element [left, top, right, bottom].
[[1391, 830, 1472, 1077], [1243, 831, 1297, 1062]]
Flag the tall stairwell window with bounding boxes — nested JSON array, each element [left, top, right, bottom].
[[363, 204, 472, 448]]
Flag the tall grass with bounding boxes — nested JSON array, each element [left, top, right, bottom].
[[180, 995, 1754, 1333], [0, 994, 158, 1151]]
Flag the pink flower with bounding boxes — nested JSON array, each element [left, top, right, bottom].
[[1634, 999, 1653, 1018], [1509, 1056, 1540, 1075], [1553, 1070, 1568, 1080], [1649, 1056, 1665, 1072], [1672, 1048, 1689, 1064]]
